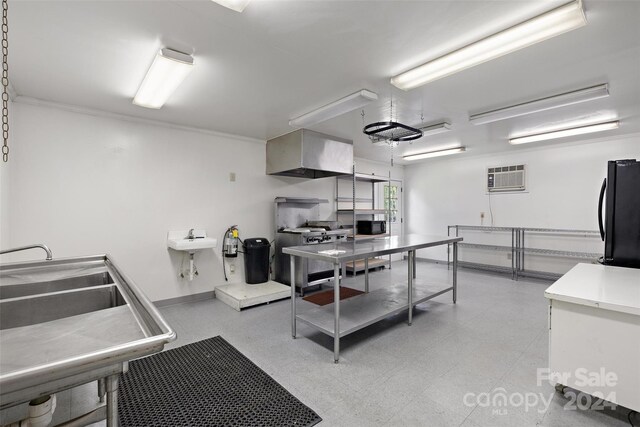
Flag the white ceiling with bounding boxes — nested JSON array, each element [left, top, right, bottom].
[[10, 0, 640, 164]]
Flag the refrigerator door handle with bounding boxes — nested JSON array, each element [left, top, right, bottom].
[[598, 178, 606, 241]]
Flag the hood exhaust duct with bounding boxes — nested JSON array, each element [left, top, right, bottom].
[[266, 129, 353, 179]]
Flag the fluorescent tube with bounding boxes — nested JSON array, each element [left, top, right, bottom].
[[289, 90, 378, 127], [133, 49, 194, 109], [211, 0, 251, 12], [470, 84, 609, 125], [509, 121, 619, 145], [391, 0, 587, 90], [403, 146, 466, 161]]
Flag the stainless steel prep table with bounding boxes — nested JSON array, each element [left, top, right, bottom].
[[283, 234, 462, 362]]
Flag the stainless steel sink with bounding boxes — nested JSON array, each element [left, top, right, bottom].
[[1, 285, 127, 330], [0, 271, 113, 299], [0, 255, 176, 426]]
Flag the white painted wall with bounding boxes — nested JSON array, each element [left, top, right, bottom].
[[405, 134, 640, 272], [0, 99, 12, 249], [0, 100, 402, 302]]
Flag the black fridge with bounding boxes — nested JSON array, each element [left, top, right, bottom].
[[598, 159, 640, 268]]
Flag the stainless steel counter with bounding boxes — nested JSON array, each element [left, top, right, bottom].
[[283, 234, 462, 362], [283, 234, 460, 262], [0, 255, 176, 426]]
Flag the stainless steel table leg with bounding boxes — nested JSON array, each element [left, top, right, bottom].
[[511, 229, 515, 281], [334, 262, 340, 363], [408, 250, 413, 325], [291, 256, 296, 338], [106, 374, 119, 427], [364, 258, 369, 293], [453, 242, 458, 304], [98, 378, 106, 403], [413, 251, 417, 279]]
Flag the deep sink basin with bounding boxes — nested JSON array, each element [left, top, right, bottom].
[[0, 261, 122, 329], [0, 255, 176, 410], [0, 271, 113, 299], [0, 285, 126, 330]]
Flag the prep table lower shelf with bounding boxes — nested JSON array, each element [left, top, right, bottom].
[[345, 257, 389, 273], [296, 281, 453, 337]]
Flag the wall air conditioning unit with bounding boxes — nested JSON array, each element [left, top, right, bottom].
[[487, 164, 526, 192]]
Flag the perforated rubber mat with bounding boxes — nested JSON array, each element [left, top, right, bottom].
[[118, 336, 322, 427]]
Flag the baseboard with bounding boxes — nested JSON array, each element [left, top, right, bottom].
[[154, 290, 215, 308]]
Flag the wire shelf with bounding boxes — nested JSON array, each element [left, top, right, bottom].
[[521, 247, 600, 259], [448, 224, 603, 281], [449, 225, 514, 232], [458, 243, 512, 252]]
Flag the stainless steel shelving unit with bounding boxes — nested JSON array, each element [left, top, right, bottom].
[[336, 165, 391, 274], [447, 225, 602, 280]]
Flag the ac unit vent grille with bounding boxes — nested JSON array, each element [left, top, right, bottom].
[[488, 164, 526, 192]]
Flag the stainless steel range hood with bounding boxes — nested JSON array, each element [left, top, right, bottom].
[[266, 129, 353, 179]]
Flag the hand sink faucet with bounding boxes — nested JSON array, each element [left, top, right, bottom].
[[0, 244, 53, 260], [187, 229, 195, 240]]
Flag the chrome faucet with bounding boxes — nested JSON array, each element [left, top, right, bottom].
[[187, 229, 195, 240], [0, 244, 53, 261]]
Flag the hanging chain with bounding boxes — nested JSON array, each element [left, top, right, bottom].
[[385, 97, 393, 166], [1, 0, 8, 162]]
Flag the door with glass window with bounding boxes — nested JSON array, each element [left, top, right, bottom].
[[379, 181, 403, 261]]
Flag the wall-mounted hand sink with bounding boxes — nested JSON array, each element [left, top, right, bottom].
[[167, 230, 217, 252], [167, 230, 217, 281], [167, 237, 217, 252]]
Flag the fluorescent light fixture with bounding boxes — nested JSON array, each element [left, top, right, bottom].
[[211, 0, 251, 12], [509, 120, 619, 145], [289, 90, 378, 127], [421, 121, 452, 136], [470, 84, 609, 125], [391, 0, 587, 90], [133, 48, 194, 109], [403, 146, 466, 161], [372, 121, 451, 146]]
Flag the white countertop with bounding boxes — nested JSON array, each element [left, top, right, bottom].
[[544, 263, 640, 316]]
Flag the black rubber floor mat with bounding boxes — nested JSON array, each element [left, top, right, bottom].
[[118, 336, 322, 427]]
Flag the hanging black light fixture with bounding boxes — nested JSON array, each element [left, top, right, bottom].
[[363, 121, 423, 143]]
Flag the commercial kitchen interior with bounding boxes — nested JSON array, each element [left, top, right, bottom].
[[1, 0, 639, 426]]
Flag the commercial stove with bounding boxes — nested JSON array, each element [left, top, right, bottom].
[[273, 198, 350, 295]]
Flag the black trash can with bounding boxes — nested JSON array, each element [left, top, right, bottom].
[[243, 238, 271, 284]]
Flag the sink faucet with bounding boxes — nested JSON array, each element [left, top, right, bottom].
[[0, 244, 53, 261], [187, 229, 195, 240]]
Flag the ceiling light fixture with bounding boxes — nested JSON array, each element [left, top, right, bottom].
[[420, 121, 452, 136], [470, 84, 609, 125], [403, 146, 466, 161], [391, 0, 587, 90], [509, 120, 619, 145], [211, 0, 251, 12], [133, 48, 194, 109], [289, 89, 378, 128]]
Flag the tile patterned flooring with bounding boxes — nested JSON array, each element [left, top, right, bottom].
[[2, 261, 635, 426]]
